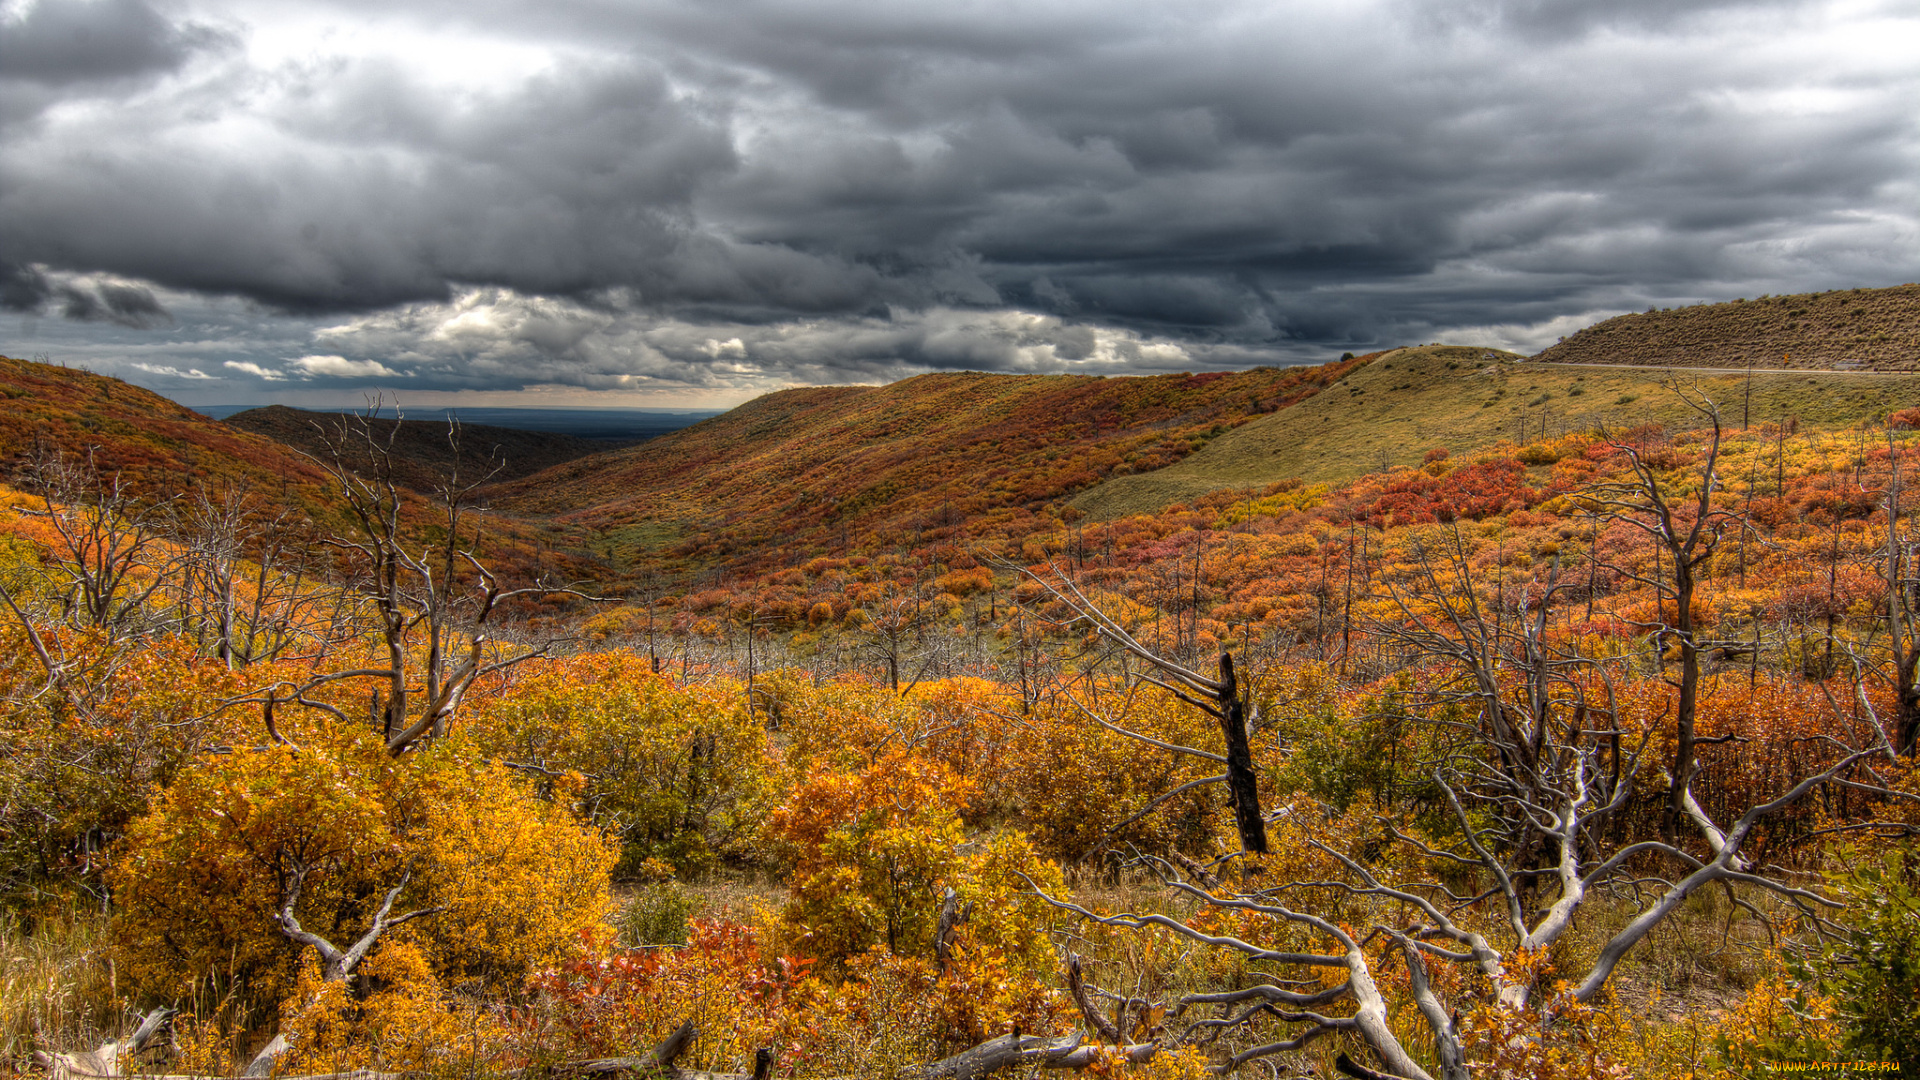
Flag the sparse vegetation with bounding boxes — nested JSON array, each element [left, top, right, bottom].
[[1537, 281, 1920, 369]]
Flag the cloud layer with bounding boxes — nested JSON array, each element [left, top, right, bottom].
[[3, 0, 1918, 403]]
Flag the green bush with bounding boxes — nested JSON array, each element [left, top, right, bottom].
[[1797, 848, 1920, 1063], [615, 882, 695, 947]]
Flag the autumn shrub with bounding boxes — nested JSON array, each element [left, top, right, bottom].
[[1269, 672, 1453, 816], [769, 750, 1063, 979], [995, 689, 1228, 861], [536, 910, 1072, 1077], [276, 934, 504, 1074], [1457, 995, 1637, 1080], [109, 717, 613, 1004], [531, 919, 809, 1072], [0, 626, 243, 912], [471, 652, 774, 878], [771, 751, 970, 964], [533, 919, 965, 1076], [1626, 957, 1843, 1076], [757, 668, 913, 772]]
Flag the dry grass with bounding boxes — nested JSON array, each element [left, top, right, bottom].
[[1537, 282, 1920, 371], [1564, 880, 1783, 1018], [665, 873, 789, 925], [1, 911, 119, 1069]]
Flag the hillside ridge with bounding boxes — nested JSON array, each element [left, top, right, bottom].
[[225, 405, 623, 492], [1532, 282, 1920, 370], [491, 363, 1360, 572], [1073, 343, 1920, 519], [0, 355, 328, 497]]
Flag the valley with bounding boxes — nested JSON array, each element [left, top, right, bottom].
[[3, 284, 1920, 1079]]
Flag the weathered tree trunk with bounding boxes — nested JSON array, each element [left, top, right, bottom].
[[934, 886, 971, 974], [1217, 652, 1268, 854], [905, 1031, 1083, 1080]]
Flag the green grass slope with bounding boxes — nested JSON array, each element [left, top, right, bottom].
[[1533, 282, 1920, 370], [1073, 345, 1920, 519]]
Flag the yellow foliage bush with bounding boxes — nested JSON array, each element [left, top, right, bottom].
[[109, 717, 613, 1003], [770, 746, 1065, 1007], [772, 751, 973, 964], [472, 653, 773, 877], [0, 626, 246, 910], [278, 935, 510, 1073]]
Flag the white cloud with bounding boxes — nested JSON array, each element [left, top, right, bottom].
[[289, 354, 402, 378], [132, 362, 213, 379], [223, 360, 287, 380], [303, 287, 1232, 396], [1442, 311, 1632, 355]]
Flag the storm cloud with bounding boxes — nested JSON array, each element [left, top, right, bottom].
[[2, 0, 1917, 403]]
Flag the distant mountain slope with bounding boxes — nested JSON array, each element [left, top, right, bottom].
[[225, 405, 622, 491], [492, 362, 1359, 569], [1532, 282, 1920, 370], [0, 355, 327, 495], [0, 357, 602, 595], [1073, 344, 1920, 519]]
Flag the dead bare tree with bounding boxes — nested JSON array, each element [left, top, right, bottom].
[[283, 404, 602, 755], [13, 447, 175, 643], [1579, 389, 1740, 839], [1009, 559, 1267, 855], [1881, 427, 1920, 756], [162, 480, 346, 668], [1012, 542, 1897, 1079], [855, 581, 935, 694]]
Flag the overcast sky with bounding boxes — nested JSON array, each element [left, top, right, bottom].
[[3, 0, 1918, 407]]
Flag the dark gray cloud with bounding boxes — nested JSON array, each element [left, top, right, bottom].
[[1, 262, 51, 311], [2, 263, 171, 326], [2, 0, 1917, 403], [0, 0, 230, 84], [57, 280, 171, 326]]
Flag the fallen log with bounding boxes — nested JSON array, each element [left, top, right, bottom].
[[904, 1031, 1084, 1080], [1046, 1044, 1158, 1069], [34, 1008, 174, 1080]]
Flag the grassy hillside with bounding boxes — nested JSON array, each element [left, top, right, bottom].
[[0, 355, 328, 496], [1533, 281, 1920, 370], [225, 405, 621, 492], [1073, 344, 1920, 519], [491, 362, 1360, 571]]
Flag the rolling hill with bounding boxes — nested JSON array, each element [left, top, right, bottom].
[[1072, 344, 1920, 519], [0, 355, 328, 497], [0, 356, 598, 592], [488, 362, 1360, 571], [1533, 281, 1920, 370]]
